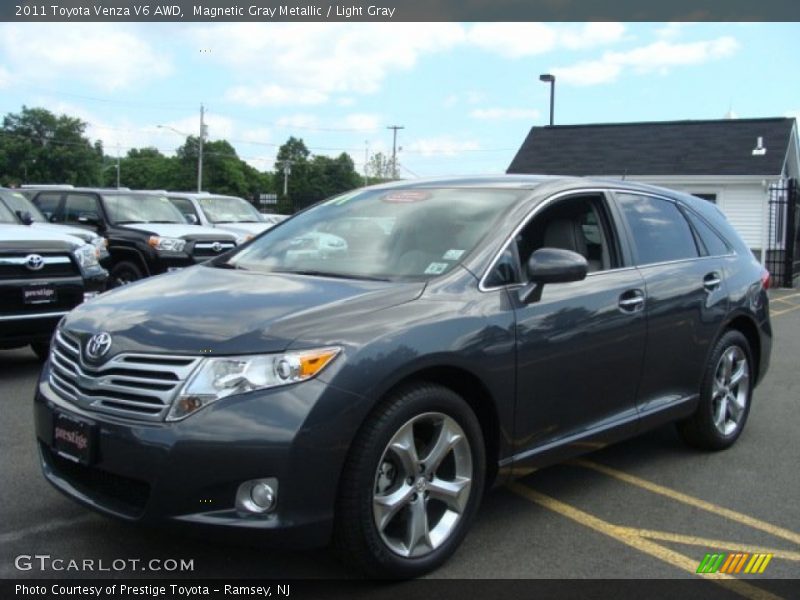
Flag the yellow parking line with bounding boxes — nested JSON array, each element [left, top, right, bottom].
[[619, 528, 800, 561], [507, 483, 782, 600], [771, 304, 800, 317], [571, 460, 800, 546], [770, 292, 800, 302]]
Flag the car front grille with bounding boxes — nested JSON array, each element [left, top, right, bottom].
[[0, 253, 79, 279], [191, 240, 236, 258], [49, 330, 201, 422]]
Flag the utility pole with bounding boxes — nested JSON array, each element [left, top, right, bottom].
[[387, 125, 404, 179], [198, 103, 206, 192], [115, 143, 121, 189]]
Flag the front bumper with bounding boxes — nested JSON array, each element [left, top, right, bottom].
[[34, 372, 367, 548]]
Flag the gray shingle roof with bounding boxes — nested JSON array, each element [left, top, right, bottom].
[[507, 118, 796, 177]]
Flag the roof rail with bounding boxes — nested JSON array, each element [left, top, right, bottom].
[[20, 184, 74, 189]]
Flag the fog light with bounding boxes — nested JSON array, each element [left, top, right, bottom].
[[235, 478, 278, 515]]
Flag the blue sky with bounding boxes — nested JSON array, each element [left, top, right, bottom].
[[0, 22, 797, 178]]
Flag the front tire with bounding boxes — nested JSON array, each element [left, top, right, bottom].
[[109, 261, 143, 288], [678, 330, 753, 450], [334, 382, 485, 578]]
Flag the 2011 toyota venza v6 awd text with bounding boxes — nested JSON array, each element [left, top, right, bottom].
[[34, 176, 772, 578]]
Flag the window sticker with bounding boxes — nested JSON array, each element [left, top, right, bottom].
[[443, 249, 465, 261], [383, 191, 431, 203], [424, 262, 449, 275]]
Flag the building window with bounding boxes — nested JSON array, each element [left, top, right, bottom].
[[692, 193, 717, 204]]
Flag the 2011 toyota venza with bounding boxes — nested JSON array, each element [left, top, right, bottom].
[[34, 176, 772, 578]]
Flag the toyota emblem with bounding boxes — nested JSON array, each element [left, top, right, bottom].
[[212, 242, 223, 253], [85, 332, 113, 360], [25, 254, 44, 271]]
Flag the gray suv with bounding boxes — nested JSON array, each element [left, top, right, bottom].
[[34, 176, 771, 578]]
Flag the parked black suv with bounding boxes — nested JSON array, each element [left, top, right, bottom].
[[1, 203, 107, 359], [26, 187, 237, 287], [34, 176, 772, 577]]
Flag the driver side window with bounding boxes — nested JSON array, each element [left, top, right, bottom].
[[486, 194, 619, 287]]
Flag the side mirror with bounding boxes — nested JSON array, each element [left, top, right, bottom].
[[16, 210, 34, 226], [186, 214, 199, 225], [519, 248, 588, 304]]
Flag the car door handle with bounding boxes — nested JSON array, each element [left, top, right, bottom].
[[618, 289, 645, 312], [703, 272, 722, 291]]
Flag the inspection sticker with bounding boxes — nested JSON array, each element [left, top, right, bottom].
[[424, 262, 449, 275], [443, 249, 465, 260]]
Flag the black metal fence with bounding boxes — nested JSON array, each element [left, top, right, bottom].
[[766, 178, 799, 288]]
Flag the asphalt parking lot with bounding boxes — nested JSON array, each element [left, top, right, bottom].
[[1, 290, 798, 591]]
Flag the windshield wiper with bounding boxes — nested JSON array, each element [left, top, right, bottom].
[[273, 269, 389, 282], [147, 220, 181, 224], [115, 220, 146, 224], [213, 262, 248, 270]]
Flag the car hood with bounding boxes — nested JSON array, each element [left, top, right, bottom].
[[62, 265, 425, 356], [213, 222, 271, 237], [0, 223, 82, 249], [31, 222, 99, 243], [120, 223, 234, 239]]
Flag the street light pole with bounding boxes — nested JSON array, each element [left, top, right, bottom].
[[198, 103, 205, 192], [539, 74, 555, 126]]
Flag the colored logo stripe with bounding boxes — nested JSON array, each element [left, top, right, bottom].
[[696, 552, 773, 574]]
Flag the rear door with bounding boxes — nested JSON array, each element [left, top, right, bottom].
[[613, 191, 729, 415]]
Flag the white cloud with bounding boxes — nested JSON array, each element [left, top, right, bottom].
[[0, 24, 171, 91], [405, 136, 481, 157], [341, 113, 381, 131], [0, 66, 10, 88], [190, 23, 465, 106], [466, 23, 625, 58], [553, 36, 739, 86], [276, 114, 319, 129], [470, 108, 541, 121], [225, 84, 328, 107]]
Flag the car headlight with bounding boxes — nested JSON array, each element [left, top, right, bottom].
[[167, 347, 341, 421], [92, 236, 109, 255], [148, 236, 186, 252], [72, 244, 99, 269], [235, 234, 254, 245]]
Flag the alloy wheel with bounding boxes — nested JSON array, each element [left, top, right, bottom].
[[372, 412, 473, 558], [711, 346, 750, 436]]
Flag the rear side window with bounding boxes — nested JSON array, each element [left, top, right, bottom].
[[33, 192, 62, 221], [169, 197, 198, 221], [64, 194, 100, 223], [683, 209, 732, 257], [617, 193, 699, 266]]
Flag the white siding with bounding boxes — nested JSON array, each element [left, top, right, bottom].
[[716, 184, 766, 251]]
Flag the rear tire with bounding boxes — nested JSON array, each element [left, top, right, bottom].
[[110, 261, 143, 288], [333, 382, 485, 578], [678, 330, 753, 450]]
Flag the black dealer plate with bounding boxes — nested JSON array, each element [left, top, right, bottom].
[[53, 411, 96, 465]]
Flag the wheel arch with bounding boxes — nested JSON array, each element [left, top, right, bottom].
[[108, 246, 150, 277], [723, 313, 762, 385]]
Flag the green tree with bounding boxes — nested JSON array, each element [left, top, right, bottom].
[[0, 106, 103, 186], [366, 152, 394, 182]]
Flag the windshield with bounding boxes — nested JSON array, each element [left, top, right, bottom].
[[102, 193, 187, 224], [198, 196, 263, 223], [229, 187, 524, 280], [0, 190, 46, 222], [0, 199, 18, 223]]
